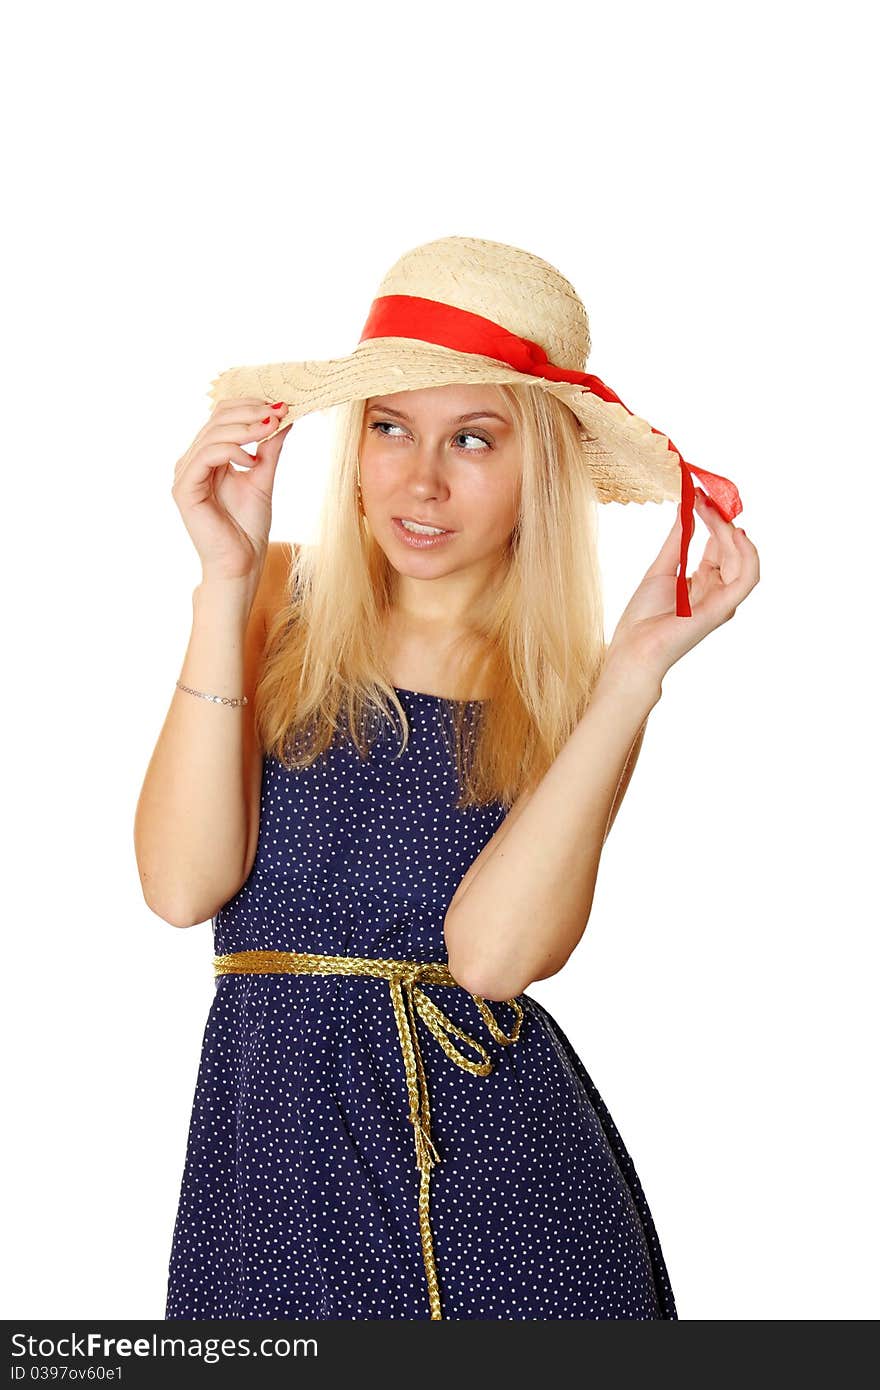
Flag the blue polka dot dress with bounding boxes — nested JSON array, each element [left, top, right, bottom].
[[164, 688, 678, 1320]]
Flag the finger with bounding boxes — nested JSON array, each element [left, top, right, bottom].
[[249, 420, 293, 485], [261, 412, 293, 444], [691, 523, 759, 615], [643, 498, 733, 596], [694, 487, 738, 542], [211, 403, 288, 425], [731, 524, 760, 585], [641, 502, 693, 581], [201, 416, 281, 449], [207, 401, 288, 436], [695, 489, 744, 564], [211, 397, 287, 414], [172, 441, 259, 489]]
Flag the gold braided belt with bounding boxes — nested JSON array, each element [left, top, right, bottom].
[[212, 948, 524, 1321]]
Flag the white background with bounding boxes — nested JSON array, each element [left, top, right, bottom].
[[3, 0, 876, 1322]]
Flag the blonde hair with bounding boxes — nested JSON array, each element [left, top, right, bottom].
[[254, 382, 610, 810]]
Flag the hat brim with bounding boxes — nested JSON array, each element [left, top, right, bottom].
[[208, 338, 683, 506]]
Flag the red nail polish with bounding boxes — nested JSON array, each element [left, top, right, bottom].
[[270, 402, 284, 410], [261, 416, 270, 424]]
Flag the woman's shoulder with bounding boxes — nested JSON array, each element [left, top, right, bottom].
[[268, 538, 297, 567], [267, 538, 297, 579]]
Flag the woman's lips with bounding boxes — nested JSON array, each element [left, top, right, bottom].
[[391, 516, 458, 549]]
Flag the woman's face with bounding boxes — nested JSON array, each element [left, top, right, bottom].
[[358, 384, 522, 585]]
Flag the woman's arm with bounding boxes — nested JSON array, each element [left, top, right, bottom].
[[447, 710, 649, 913], [133, 543, 292, 926], [448, 490, 760, 1001], [443, 657, 662, 1001]]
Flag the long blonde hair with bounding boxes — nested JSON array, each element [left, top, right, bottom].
[[254, 381, 610, 809]]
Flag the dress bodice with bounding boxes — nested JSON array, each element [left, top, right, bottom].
[[212, 688, 506, 960]]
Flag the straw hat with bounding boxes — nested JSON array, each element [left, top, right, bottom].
[[207, 235, 743, 617]]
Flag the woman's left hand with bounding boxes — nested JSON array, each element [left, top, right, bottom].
[[605, 487, 760, 684]]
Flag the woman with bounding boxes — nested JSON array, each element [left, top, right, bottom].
[[137, 236, 758, 1321]]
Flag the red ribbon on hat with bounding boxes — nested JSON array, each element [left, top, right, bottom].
[[359, 293, 743, 617]]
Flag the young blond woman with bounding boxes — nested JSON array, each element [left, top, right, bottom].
[[136, 237, 758, 1322]]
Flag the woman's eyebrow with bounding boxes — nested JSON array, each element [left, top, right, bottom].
[[366, 404, 510, 425]]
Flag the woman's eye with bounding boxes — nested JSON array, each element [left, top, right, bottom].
[[455, 431, 491, 450], [368, 421, 491, 451], [369, 421, 407, 439]]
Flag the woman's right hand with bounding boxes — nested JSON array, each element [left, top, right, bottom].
[[171, 398, 292, 584]]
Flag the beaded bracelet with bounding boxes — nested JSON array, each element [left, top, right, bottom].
[[175, 679, 248, 708]]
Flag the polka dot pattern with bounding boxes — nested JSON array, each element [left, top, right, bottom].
[[165, 688, 677, 1320]]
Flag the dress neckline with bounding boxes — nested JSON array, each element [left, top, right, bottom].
[[393, 685, 487, 705]]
